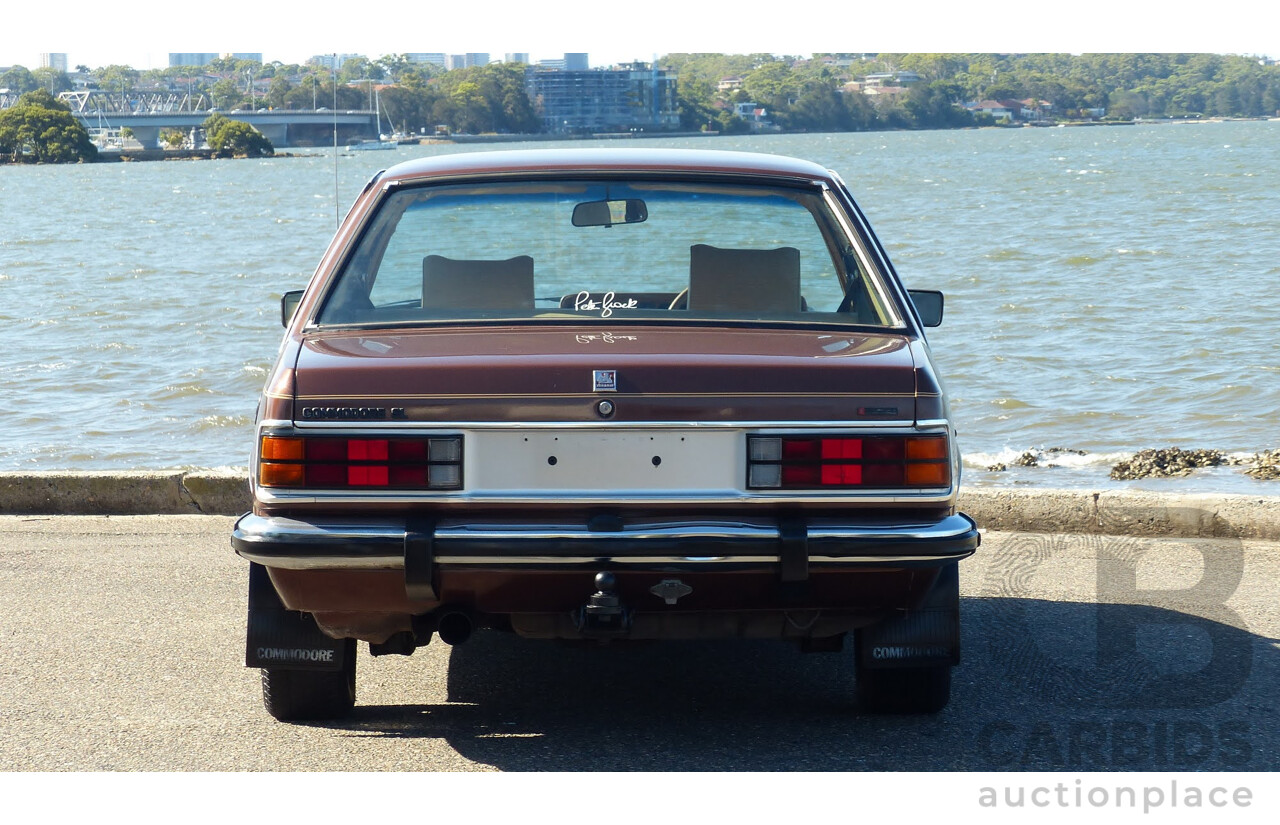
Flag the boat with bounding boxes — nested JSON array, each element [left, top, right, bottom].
[[345, 86, 398, 150]]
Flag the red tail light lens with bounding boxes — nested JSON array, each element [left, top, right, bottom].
[[259, 435, 463, 490], [747, 434, 949, 490]]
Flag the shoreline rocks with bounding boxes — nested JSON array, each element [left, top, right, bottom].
[[1109, 447, 1226, 480], [1245, 449, 1280, 480], [982, 445, 1277, 482]]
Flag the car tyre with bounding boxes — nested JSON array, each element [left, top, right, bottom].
[[855, 661, 951, 714], [261, 639, 357, 721]]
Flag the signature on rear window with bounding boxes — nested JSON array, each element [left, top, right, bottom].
[[575, 333, 639, 344], [574, 291, 639, 318]]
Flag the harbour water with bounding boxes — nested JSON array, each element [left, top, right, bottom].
[[3, 122, 1278, 491]]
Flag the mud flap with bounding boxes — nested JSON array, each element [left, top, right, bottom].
[[245, 562, 346, 672], [857, 562, 960, 669]]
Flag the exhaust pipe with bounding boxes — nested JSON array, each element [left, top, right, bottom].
[[436, 611, 474, 645]]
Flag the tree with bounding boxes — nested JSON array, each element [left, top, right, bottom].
[[783, 85, 852, 131], [207, 56, 261, 76], [210, 77, 246, 110], [203, 114, 273, 158], [0, 89, 98, 163], [32, 67, 72, 94], [900, 83, 974, 128], [744, 62, 801, 106], [97, 65, 140, 108], [201, 112, 229, 138], [266, 75, 293, 109], [0, 65, 38, 94], [338, 57, 382, 84], [430, 63, 539, 134], [375, 54, 412, 82], [160, 128, 187, 149]]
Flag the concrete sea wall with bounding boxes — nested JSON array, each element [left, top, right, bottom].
[[2, 471, 1279, 540]]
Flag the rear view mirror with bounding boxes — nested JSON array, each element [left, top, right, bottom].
[[908, 289, 944, 327], [281, 290, 304, 328], [572, 198, 648, 227]]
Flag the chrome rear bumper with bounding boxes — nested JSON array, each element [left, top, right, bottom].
[[232, 512, 979, 571]]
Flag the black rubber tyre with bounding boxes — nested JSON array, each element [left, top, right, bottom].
[[261, 639, 357, 722], [855, 662, 951, 714]]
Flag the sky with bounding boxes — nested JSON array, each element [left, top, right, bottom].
[[3, 0, 1278, 70]]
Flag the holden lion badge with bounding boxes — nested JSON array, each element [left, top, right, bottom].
[[592, 369, 618, 392]]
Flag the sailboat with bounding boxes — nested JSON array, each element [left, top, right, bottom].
[[348, 86, 397, 151]]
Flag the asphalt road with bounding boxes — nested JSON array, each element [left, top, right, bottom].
[[1, 515, 1277, 772]]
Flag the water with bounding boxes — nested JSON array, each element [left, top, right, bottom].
[[3, 123, 1278, 491]]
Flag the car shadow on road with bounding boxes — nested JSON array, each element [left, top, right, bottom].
[[333, 596, 1277, 771]]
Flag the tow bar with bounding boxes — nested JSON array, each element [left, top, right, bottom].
[[574, 571, 632, 638]]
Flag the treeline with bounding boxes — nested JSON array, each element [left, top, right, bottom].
[[875, 53, 1280, 119], [669, 54, 973, 132], [378, 64, 540, 134], [669, 53, 1280, 132], [5, 53, 1279, 139]]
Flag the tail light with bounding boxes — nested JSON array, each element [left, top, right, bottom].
[[259, 435, 463, 490], [747, 434, 949, 490]]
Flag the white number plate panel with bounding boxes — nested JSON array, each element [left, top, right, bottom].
[[465, 430, 742, 496]]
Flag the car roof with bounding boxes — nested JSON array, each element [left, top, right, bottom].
[[378, 148, 836, 185]]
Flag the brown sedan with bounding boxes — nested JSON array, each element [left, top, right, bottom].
[[233, 148, 978, 720]]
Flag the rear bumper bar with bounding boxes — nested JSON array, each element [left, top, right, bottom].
[[232, 512, 979, 572]]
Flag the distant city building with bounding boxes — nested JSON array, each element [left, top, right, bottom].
[[526, 62, 679, 133], [446, 54, 490, 70], [170, 53, 219, 68], [406, 53, 447, 68], [309, 54, 363, 72], [168, 53, 262, 68], [41, 53, 68, 72], [536, 53, 590, 71], [504, 53, 530, 65]]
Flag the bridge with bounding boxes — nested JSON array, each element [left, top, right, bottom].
[[71, 109, 380, 149], [0, 91, 379, 147]]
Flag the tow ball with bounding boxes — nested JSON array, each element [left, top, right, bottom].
[[575, 571, 632, 637]]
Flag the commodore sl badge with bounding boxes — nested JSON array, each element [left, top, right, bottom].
[[592, 369, 618, 392]]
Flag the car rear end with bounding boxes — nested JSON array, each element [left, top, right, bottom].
[[233, 149, 978, 719]]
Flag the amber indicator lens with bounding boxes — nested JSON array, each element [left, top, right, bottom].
[[260, 436, 304, 461], [746, 434, 949, 490], [258, 435, 463, 490], [259, 462, 304, 487]]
